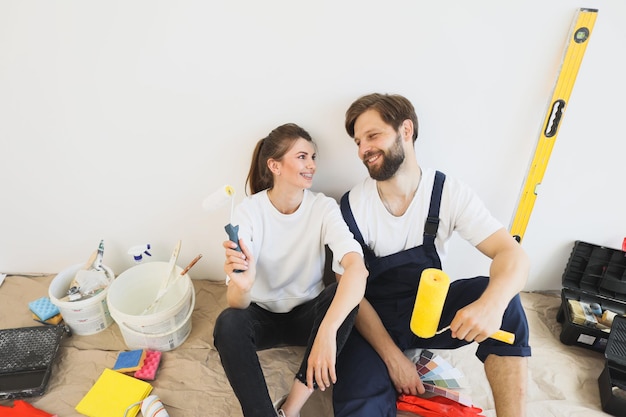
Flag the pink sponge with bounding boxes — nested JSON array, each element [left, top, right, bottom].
[[134, 350, 162, 381]]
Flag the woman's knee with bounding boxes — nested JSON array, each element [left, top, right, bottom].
[[213, 308, 249, 348], [316, 282, 338, 310]]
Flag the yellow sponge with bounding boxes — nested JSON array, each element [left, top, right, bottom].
[[32, 312, 63, 325]]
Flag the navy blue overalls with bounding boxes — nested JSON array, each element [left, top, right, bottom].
[[333, 171, 531, 417]]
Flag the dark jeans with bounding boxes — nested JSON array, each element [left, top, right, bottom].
[[213, 282, 357, 417]]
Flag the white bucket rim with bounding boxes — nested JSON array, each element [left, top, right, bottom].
[[106, 261, 191, 326]]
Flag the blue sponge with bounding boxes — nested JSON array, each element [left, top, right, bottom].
[[28, 297, 60, 321], [112, 349, 146, 372]]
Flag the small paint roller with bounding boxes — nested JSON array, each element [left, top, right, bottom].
[[202, 185, 235, 212], [202, 185, 242, 271], [410, 268, 515, 345]]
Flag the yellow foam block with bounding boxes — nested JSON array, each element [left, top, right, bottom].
[[33, 312, 63, 325]]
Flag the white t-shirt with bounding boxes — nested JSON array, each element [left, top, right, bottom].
[[346, 167, 502, 266], [232, 189, 363, 313]]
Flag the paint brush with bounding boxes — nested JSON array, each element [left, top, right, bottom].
[[180, 254, 203, 276], [142, 254, 202, 315]]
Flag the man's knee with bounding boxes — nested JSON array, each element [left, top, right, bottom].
[[334, 332, 396, 417]]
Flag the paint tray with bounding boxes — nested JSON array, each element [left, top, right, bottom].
[[0, 325, 65, 400]]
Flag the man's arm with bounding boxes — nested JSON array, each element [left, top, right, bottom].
[[449, 227, 529, 343], [354, 297, 425, 395]]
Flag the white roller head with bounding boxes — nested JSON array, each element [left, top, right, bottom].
[[202, 185, 235, 211]]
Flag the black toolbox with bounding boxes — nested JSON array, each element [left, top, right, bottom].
[[598, 314, 626, 416], [556, 240, 626, 352]]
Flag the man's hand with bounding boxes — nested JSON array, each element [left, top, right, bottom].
[[449, 298, 505, 343], [386, 350, 425, 396]]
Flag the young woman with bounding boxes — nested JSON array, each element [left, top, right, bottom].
[[213, 123, 368, 417]]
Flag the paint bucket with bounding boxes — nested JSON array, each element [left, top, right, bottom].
[[106, 261, 195, 351], [115, 289, 194, 351], [48, 263, 116, 336]]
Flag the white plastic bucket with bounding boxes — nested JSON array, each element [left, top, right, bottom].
[[49, 263, 116, 336], [116, 289, 194, 351], [120, 282, 193, 334], [106, 261, 195, 351]]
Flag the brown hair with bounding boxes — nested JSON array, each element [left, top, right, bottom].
[[245, 123, 314, 195], [345, 93, 418, 142]]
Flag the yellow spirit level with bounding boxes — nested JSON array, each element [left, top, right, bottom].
[[510, 8, 598, 243]]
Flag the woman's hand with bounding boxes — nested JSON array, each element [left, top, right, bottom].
[[306, 324, 337, 392], [223, 239, 255, 307]]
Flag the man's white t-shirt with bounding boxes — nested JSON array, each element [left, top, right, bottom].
[[232, 189, 362, 313], [345, 167, 502, 268]]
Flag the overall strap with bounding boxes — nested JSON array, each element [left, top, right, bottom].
[[340, 192, 376, 260], [423, 170, 446, 247], [340, 170, 446, 257], [340, 192, 362, 244]]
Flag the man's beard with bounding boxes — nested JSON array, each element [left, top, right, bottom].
[[364, 134, 405, 181]]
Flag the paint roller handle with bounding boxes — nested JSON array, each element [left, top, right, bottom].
[[490, 329, 515, 345], [224, 223, 241, 252], [437, 326, 516, 345], [224, 223, 243, 273]]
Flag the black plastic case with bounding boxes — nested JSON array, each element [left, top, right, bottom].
[[556, 241, 626, 352], [598, 314, 626, 416]]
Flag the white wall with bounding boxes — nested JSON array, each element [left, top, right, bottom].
[[1, 0, 624, 291]]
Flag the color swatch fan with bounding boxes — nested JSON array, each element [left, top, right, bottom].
[[415, 350, 472, 407]]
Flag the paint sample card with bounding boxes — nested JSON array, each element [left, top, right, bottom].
[[415, 350, 464, 385], [422, 382, 472, 407], [414, 350, 471, 406]]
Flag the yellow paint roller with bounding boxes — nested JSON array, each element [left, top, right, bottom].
[[410, 268, 515, 345]]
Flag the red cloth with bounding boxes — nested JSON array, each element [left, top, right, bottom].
[[397, 394, 485, 417], [0, 400, 56, 417]]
